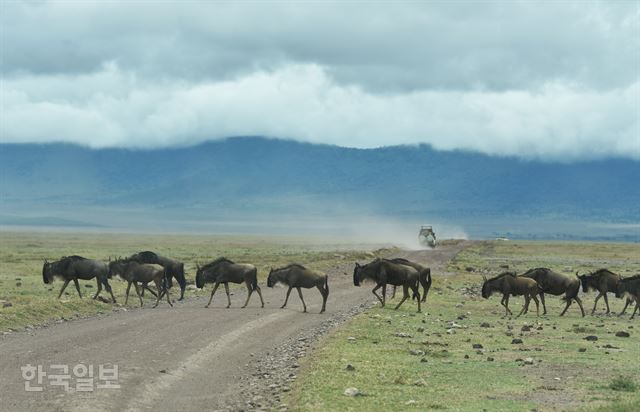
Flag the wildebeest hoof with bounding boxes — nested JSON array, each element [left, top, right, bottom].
[[205, 305, 209, 308]]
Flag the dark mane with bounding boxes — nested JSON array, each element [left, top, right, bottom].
[[487, 271, 516, 282], [279, 263, 307, 271], [520, 267, 550, 277], [129, 251, 159, 262], [61, 255, 87, 262], [201, 257, 235, 270], [57, 255, 87, 271], [621, 274, 640, 282], [590, 268, 618, 277]]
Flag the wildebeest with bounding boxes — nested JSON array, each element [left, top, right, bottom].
[[615, 275, 640, 319], [195, 257, 264, 308], [108, 259, 172, 307], [267, 264, 329, 313], [520, 268, 585, 317], [481, 272, 540, 317], [353, 258, 421, 312], [128, 251, 186, 300], [577, 269, 634, 315], [388, 257, 432, 303], [43, 256, 116, 302]]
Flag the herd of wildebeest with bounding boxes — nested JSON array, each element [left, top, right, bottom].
[[41, 251, 639, 318]]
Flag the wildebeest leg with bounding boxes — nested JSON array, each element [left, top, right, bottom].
[[256, 286, 265, 308], [144, 284, 158, 298], [133, 283, 144, 307], [560, 297, 572, 316], [281, 286, 293, 309], [393, 285, 409, 310], [619, 298, 632, 316], [93, 277, 102, 299], [531, 294, 540, 317], [413, 284, 421, 313], [57, 279, 71, 299], [316, 285, 326, 313], [575, 296, 585, 317], [125, 282, 132, 305], [73, 278, 82, 298], [500, 294, 512, 316], [296, 287, 307, 313], [371, 284, 384, 307], [224, 283, 231, 308], [205, 283, 220, 308], [163, 281, 172, 307], [152, 280, 162, 308], [391, 286, 396, 299], [103, 278, 116, 303], [539, 293, 547, 315], [592, 292, 603, 314], [517, 295, 530, 317], [631, 300, 639, 319], [603, 293, 610, 314], [242, 281, 253, 308]]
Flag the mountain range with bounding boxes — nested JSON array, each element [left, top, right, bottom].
[[1, 137, 638, 241]]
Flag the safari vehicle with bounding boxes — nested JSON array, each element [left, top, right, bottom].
[[419, 225, 436, 248]]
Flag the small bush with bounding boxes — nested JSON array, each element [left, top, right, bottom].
[[609, 376, 637, 392]]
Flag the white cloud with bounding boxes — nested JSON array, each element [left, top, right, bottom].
[[0, 1, 638, 159], [3, 63, 637, 160]]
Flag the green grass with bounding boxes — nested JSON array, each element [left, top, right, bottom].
[[287, 240, 640, 411], [0, 231, 375, 331], [609, 376, 638, 392]]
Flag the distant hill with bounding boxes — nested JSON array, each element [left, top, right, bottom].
[[1, 137, 638, 240]]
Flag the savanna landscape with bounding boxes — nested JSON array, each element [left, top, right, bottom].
[[1, 232, 638, 411], [2, 2, 638, 412]]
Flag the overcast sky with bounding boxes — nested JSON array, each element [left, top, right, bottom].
[[1, 1, 638, 160]]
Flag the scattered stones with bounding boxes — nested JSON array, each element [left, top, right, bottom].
[[615, 331, 630, 338], [523, 358, 535, 365], [420, 358, 428, 363], [511, 338, 523, 344], [347, 336, 356, 341], [343, 387, 361, 397], [413, 379, 427, 387], [578, 348, 587, 352], [480, 322, 491, 328], [345, 364, 356, 371], [584, 335, 598, 341], [159, 369, 167, 374], [0, 300, 12, 308], [394, 332, 412, 338], [487, 357, 495, 362], [464, 354, 470, 359], [521, 325, 531, 332], [416, 327, 424, 333], [405, 400, 417, 405], [15, 282, 22, 287], [409, 349, 425, 356], [84, 284, 93, 288], [472, 343, 483, 349]]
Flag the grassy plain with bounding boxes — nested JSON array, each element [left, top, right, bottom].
[[287, 241, 640, 411], [0, 230, 375, 331]]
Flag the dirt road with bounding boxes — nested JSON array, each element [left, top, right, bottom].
[[0, 242, 469, 411]]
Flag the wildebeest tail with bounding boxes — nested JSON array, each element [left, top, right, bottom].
[[422, 268, 432, 290], [325, 275, 329, 296], [163, 268, 170, 293], [251, 267, 259, 291]]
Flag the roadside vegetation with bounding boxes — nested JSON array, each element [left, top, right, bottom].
[[0, 231, 374, 331], [287, 241, 640, 411]]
